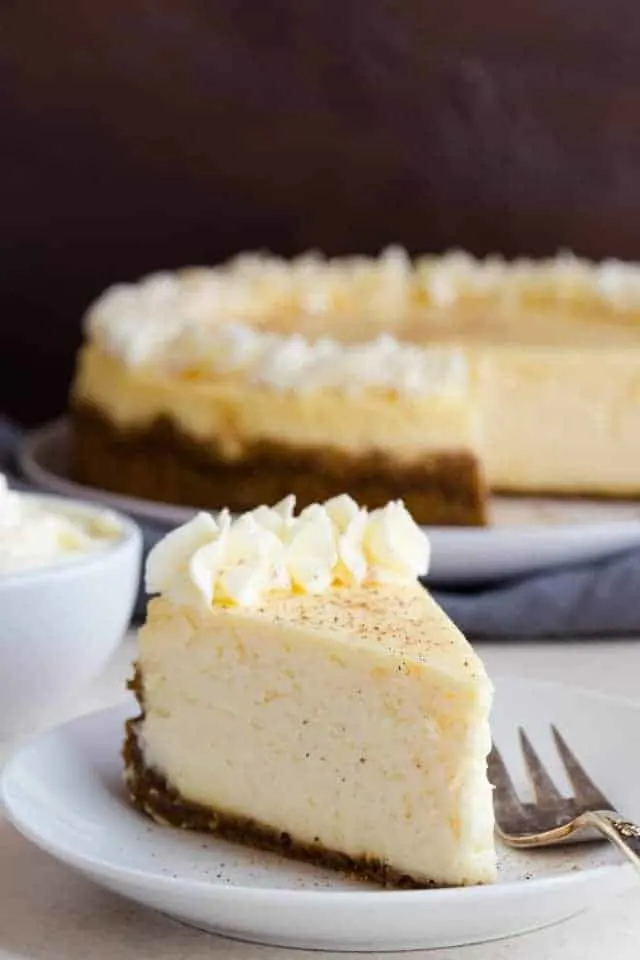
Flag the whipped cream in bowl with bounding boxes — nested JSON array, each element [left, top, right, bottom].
[[0, 474, 124, 576], [0, 476, 142, 738]]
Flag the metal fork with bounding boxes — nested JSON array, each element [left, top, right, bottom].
[[489, 725, 640, 873]]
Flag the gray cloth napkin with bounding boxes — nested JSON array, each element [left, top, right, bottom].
[[430, 550, 640, 637], [4, 416, 640, 637]]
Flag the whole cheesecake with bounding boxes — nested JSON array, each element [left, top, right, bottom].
[[71, 248, 640, 525], [125, 495, 497, 887]]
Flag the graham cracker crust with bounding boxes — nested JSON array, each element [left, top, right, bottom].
[[123, 668, 438, 889], [70, 403, 487, 526]]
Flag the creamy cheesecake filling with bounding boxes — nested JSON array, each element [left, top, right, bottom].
[[136, 590, 495, 887], [75, 341, 640, 497], [73, 346, 479, 461], [477, 346, 640, 493]]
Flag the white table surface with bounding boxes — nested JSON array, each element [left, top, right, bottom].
[[2, 631, 640, 960]]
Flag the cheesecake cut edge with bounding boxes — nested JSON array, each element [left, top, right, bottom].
[[124, 703, 446, 890], [123, 676, 492, 890]]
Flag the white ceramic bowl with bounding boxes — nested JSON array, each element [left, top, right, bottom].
[[0, 494, 142, 738]]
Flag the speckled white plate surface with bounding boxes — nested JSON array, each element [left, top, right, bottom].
[[2, 677, 637, 951], [20, 418, 640, 585]]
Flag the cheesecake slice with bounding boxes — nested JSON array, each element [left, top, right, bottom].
[[124, 496, 496, 887]]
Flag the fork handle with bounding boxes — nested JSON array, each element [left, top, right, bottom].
[[582, 811, 640, 873]]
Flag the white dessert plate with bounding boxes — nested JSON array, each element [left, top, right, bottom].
[[2, 677, 637, 952], [21, 418, 640, 586]]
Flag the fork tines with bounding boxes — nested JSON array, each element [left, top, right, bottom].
[[550, 725, 612, 811], [490, 724, 613, 820]]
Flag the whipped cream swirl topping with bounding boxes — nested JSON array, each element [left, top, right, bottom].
[[0, 474, 122, 575], [87, 273, 466, 398], [145, 494, 430, 609], [87, 247, 640, 395]]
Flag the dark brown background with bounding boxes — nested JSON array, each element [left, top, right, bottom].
[[3, 0, 640, 423]]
